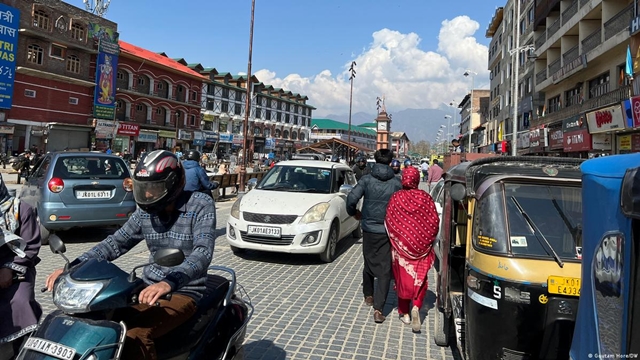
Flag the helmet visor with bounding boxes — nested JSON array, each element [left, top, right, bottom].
[[133, 179, 168, 205]]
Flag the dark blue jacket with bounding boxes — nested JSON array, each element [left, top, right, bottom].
[[183, 160, 217, 192], [346, 163, 401, 234]]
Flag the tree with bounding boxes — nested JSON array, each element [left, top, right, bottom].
[[411, 140, 431, 157]]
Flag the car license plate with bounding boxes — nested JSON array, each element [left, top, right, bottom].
[[247, 225, 281, 238], [23, 337, 76, 360], [548, 276, 581, 297], [76, 190, 110, 199]]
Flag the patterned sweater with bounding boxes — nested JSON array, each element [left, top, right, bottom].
[[75, 191, 216, 300]]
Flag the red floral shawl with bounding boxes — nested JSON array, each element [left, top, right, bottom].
[[385, 167, 440, 260]]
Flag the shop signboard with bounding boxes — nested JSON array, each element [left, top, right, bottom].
[[203, 131, 218, 142], [137, 131, 157, 143], [117, 122, 139, 137], [276, 139, 285, 147], [563, 116, 591, 152], [633, 134, 640, 152], [630, 95, 640, 128], [265, 137, 275, 149], [591, 133, 612, 151], [517, 131, 530, 149], [95, 120, 117, 139], [0, 4, 19, 109], [285, 141, 294, 147], [193, 139, 205, 146], [548, 126, 564, 150], [158, 130, 175, 139], [622, 99, 634, 128], [585, 105, 626, 133], [618, 134, 632, 151], [528, 126, 547, 153], [178, 129, 192, 141], [219, 133, 233, 143], [232, 134, 243, 145], [0, 125, 13, 134], [254, 136, 265, 146], [192, 131, 205, 146]]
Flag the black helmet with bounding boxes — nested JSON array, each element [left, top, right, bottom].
[[331, 155, 340, 163], [186, 150, 201, 161], [132, 150, 185, 214]]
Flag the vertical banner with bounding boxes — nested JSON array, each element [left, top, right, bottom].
[[93, 39, 120, 119], [0, 4, 19, 109]]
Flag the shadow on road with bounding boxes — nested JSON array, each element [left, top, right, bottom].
[[241, 339, 286, 360], [52, 226, 120, 244], [231, 234, 361, 266]]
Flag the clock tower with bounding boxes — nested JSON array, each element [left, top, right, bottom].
[[375, 111, 391, 150]]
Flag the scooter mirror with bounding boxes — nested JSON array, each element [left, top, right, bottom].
[[154, 248, 185, 267], [48, 234, 66, 254], [450, 183, 466, 202]]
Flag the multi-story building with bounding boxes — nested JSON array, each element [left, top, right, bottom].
[[113, 42, 208, 156], [391, 131, 411, 158], [458, 89, 490, 152], [486, 6, 509, 153], [310, 118, 377, 150], [198, 69, 315, 160], [532, 0, 633, 157], [3, 0, 117, 153]]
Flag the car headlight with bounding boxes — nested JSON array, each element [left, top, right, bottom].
[[53, 274, 105, 314], [231, 199, 241, 219], [300, 203, 331, 224]]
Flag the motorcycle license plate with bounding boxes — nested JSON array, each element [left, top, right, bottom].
[[23, 337, 76, 360], [547, 276, 581, 297]]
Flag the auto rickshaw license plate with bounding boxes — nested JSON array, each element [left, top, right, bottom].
[[547, 276, 581, 296]]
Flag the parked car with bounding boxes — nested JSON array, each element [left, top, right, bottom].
[[19, 152, 136, 243], [226, 160, 361, 262]]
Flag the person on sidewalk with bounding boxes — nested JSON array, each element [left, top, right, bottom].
[[427, 159, 444, 192], [385, 166, 439, 333], [183, 150, 218, 198], [346, 149, 401, 324]]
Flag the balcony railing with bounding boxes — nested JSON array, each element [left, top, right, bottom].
[[563, 44, 580, 63], [536, 29, 547, 49], [581, 29, 602, 54], [537, 68, 548, 84], [533, 85, 631, 126], [548, 19, 561, 38], [580, 0, 589, 7], [548, 58, 562, 75], [604, 4, 633, 41], [562, 0, 578, 26]]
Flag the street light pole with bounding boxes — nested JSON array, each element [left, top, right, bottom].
[[464, 70, 477, 153], [347, 61, 356, 165], [238, 0, 255, 194]]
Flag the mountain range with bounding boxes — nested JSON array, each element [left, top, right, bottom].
[[323, 108, 459, 143]]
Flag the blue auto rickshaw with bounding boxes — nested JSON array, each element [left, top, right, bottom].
[[571, 153, 640, 359]]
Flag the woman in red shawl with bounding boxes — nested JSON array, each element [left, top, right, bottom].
[[385, 166, 440, 332]]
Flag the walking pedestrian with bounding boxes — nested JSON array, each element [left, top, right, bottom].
[[427, 159, 444, 192], [420, 160, 429, 182], [384, 166, 439, 332], [346, 149, 401, 324]]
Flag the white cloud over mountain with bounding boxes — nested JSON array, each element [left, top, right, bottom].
[[254, 16, 490, 117]]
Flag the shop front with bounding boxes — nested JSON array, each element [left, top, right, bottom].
[[192, 131, 205, 150], [265, 137, 276, 156], [546, 122, 564, 155], [158, 130, 177, 150], [616, 96, 640, 154], [617, 133, 640, 154], [284, 140, 294, 158], [202, 131, 218, 153], [93, 119, 117, 152], [254, 136, 265, 154], [47, 123, 93, 152], [0, 123, 14, 155], [515, 131, 530, 155], [112, 122, 140, 155], [585, 104, 624, 156], [562, 115, 592, 158], [177, 129, 192, 151], [135, 130, 158, 155], [218, 133, 233, 158], [527, 126, 547, 155]]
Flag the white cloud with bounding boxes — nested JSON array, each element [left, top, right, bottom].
[[254, 16, 489, 117]]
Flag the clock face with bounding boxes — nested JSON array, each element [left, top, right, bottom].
[[377, 122, 387, 131]]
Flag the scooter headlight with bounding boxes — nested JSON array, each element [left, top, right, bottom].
[[53, 274, 105, 314]]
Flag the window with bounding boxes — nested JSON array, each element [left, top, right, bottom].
[[50, 44, 65, 58], [221, 101, 229, 113], [136, 104, 144, 111], [66, 55, 80, 73], [565, 86, 582, 107], [588, 72, 610, 99], [256, 165, 333, 194], [528, 7, 535, 24], [24, 89, 36, 98], [33, 10, 49, 30], [221, 88, 229, 98], [27, 45, 43, 65], [156, 107, 162, 115], [71, 23, 84, 41], [68, 97, 78, 105], [116, 99, 124, 109], [190, 114, 196, 126], [157, 82, 164, 90], [137, 77, 145, 86], [191, 91, 197, 101], [117, 71, 125, 80], [206, 100, 214, 111], [54, 156, 130, 180], [617, 64, 632, 87], [519, 19, 526, 35], [548, 94, 561, 113]]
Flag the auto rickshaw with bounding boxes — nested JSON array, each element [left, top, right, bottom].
[[433, 156, 584, 360], [570, 153, 640, 359]]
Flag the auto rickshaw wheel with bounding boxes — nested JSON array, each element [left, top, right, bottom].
[[433, 308, 450, 346]]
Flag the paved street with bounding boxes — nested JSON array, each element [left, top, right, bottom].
[[25, 188, 458, 360]]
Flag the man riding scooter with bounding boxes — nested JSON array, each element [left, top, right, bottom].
[[45, 150, 217, 360], [183, 150, 219, 198], [352, 156, 370, 181]]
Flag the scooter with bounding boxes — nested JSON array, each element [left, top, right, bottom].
[[16, 235, 253, 360]]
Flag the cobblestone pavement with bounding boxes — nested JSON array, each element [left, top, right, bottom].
[[32, 197, 459, 359]]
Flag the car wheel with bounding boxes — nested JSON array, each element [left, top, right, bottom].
[[39, 223, 50, 245], [230, 245, 245, 255], [320, 221, 338, 263], [433, 308, 450, 346], [352, 222, 363, 239]]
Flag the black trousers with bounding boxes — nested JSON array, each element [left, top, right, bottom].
[[362, 231, 392, 312]]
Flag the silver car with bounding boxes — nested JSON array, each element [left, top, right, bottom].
[[19, 152, 136, 243]]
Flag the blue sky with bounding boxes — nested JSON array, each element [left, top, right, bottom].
[[69, 0, 506, 115]]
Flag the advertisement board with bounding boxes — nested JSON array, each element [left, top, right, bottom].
[[93, 40, 120, 119], [0, 4, 19, 109]]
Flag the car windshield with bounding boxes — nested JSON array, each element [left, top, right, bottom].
[[53, 156, 130, 180], [257, 165, 332, 193], [474, 182, 582, 261]]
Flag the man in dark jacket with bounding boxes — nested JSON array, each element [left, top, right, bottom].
[[346, 149, 401, 324], [182, 150, 218, 196], [352, 156, 370, 181]]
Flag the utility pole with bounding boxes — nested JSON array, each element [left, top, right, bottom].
[[464, 71, 477, 153], [238, 0, 255, 194], [347, 61, 356, 165]]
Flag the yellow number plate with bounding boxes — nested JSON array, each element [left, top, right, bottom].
[[547, 276, 581, 297]]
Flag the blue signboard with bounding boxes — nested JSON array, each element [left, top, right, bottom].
[[192, 139, 205, 146], [219, 133, 233, 143], [265, 137, 276, 149], [203, 131, 218, 142], [0, 4, 19, 109], [93, 39, 120, 119]]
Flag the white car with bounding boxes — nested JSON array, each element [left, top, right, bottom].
[[226, 160, 361, 262]]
